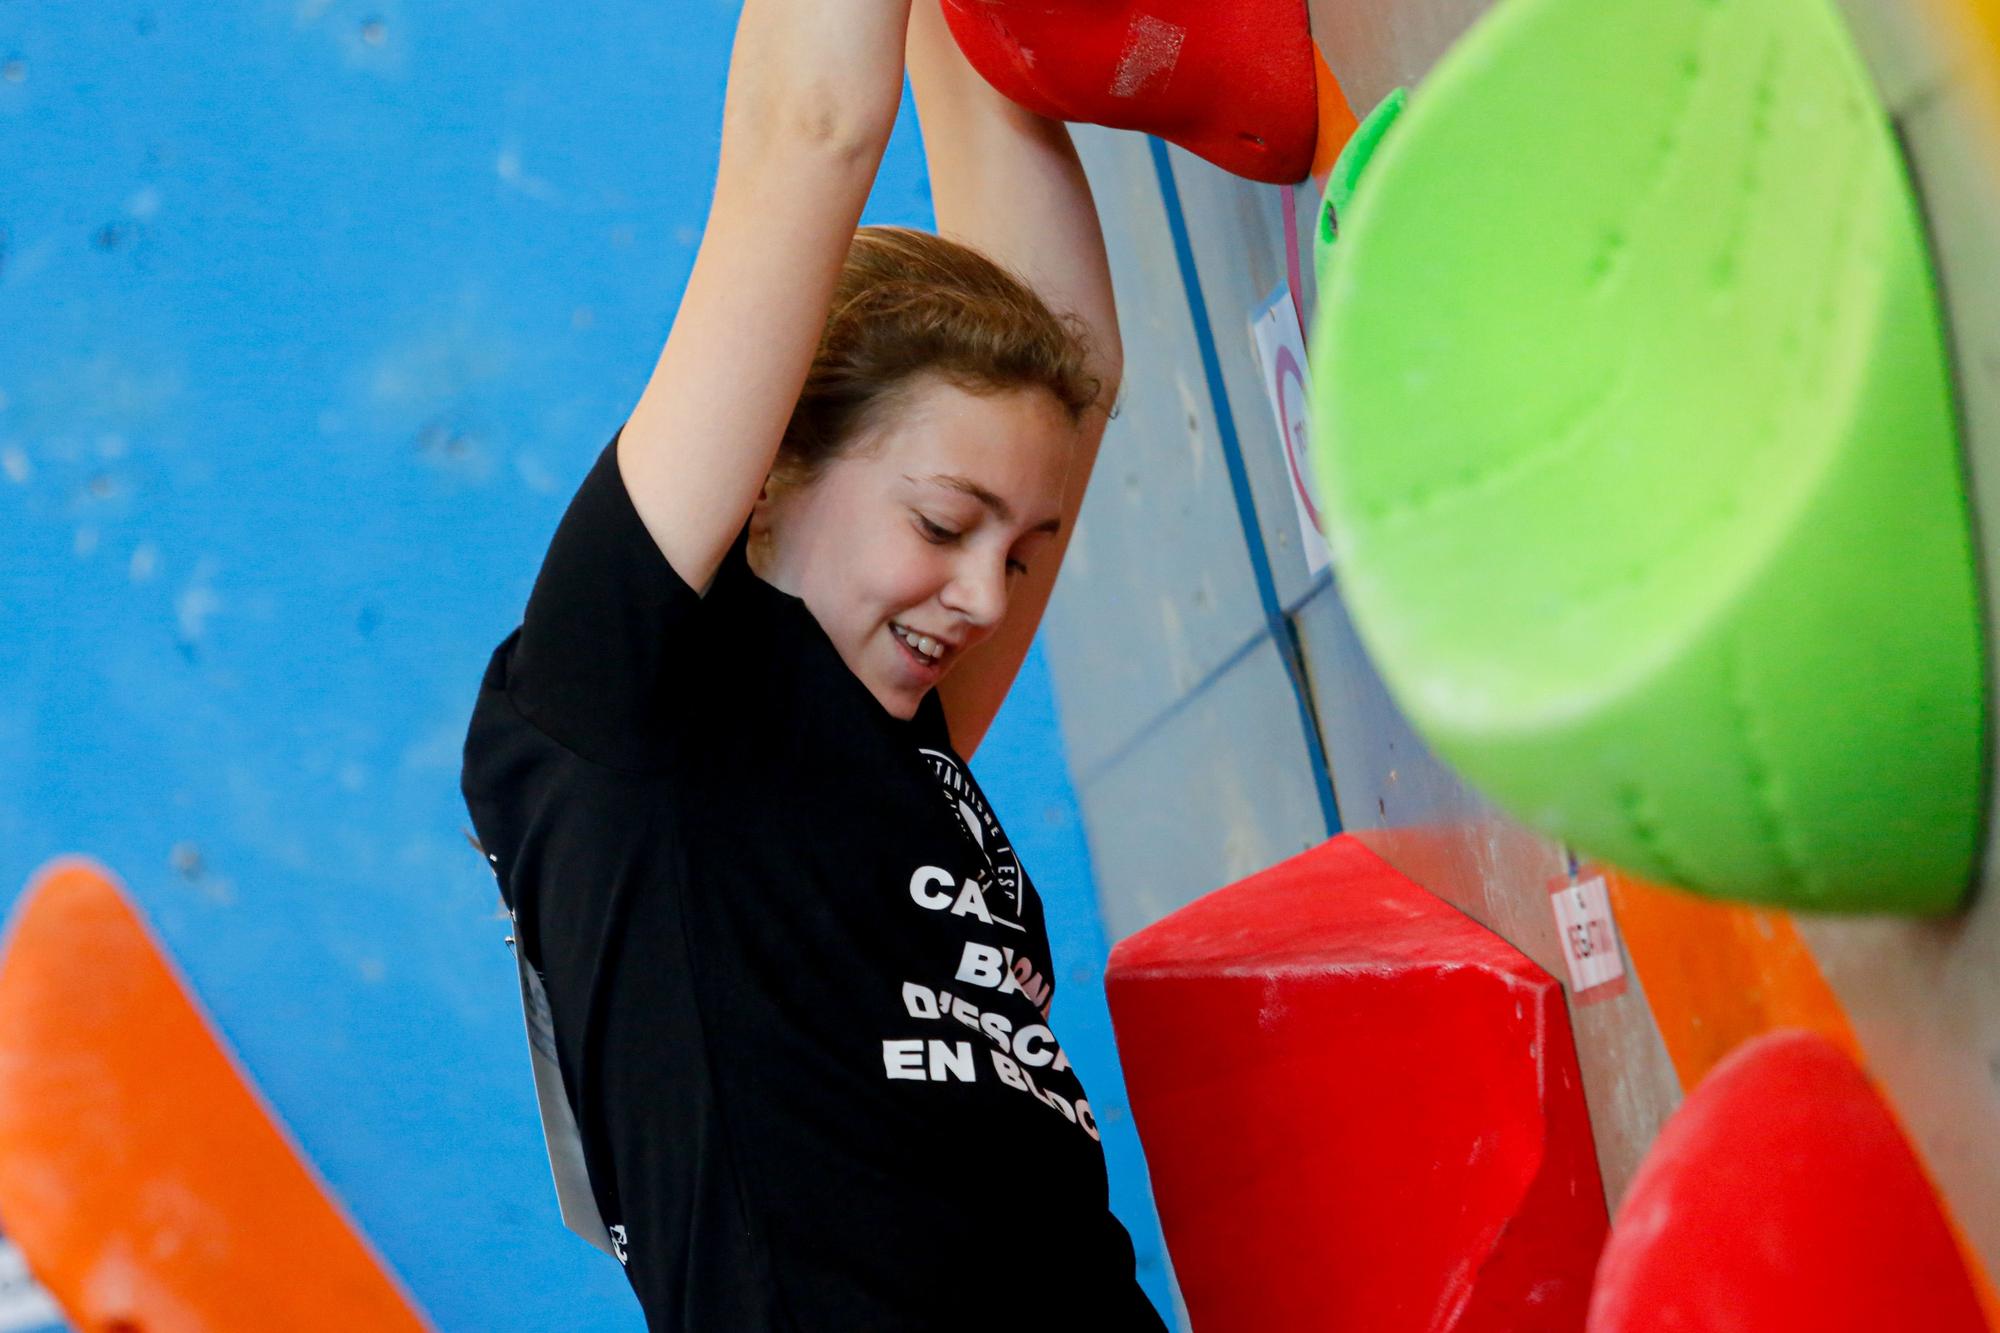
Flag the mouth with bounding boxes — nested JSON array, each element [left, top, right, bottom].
[[889, 621, 954, 681]]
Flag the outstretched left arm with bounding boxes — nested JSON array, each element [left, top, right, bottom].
[[906, 0, 1125, 757]]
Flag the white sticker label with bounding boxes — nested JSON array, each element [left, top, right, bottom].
[[1248, 284, 1331, 577], [1551, 875, 1626, 993]]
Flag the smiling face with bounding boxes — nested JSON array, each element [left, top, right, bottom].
[[748, 372, 1076, 720]]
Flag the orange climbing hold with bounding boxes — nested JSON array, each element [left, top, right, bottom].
[[939, 0, 1322, 183], [1602, 869, 1861, 1089], [1309, 43, 1361, 181], [0, 858, 430, 1331]]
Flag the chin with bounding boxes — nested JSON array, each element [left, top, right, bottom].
[[866, 678, 920, 720]]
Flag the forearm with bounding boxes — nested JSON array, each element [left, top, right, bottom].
[[617, 1, 916, 596], [722, 0, 916, 155], [905, 0, 1123, 385], [906, 2, 1127, 753]]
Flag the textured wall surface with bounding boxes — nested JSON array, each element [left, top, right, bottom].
[[0, 4, 1166, 1328], [1046, 1, 2000, 1325], [8, 0, 1999, 1327]]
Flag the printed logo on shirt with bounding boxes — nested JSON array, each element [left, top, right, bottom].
[[883, 975, 1099, 1143], [916, 747, 1024, 930], [609, 1223, 629, 1266]]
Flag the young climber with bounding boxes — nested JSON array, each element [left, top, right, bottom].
[[459, 0, 1166, 1328]]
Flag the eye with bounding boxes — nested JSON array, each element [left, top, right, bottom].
[[915, 514, 961, 544], [1007, 558, 1029, 577]]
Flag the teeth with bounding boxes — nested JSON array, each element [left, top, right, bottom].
[[896, 624, 942, 662]]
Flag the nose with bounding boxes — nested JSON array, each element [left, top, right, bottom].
[[941, 549, 1009, 636]]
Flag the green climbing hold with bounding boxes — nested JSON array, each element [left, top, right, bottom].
[[1308, 0, 1985, 913], [1314, 86, 1408, 292]]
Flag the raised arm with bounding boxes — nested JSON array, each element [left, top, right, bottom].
[[618, 0, 917, 597], [906, 0, 1125, 756]]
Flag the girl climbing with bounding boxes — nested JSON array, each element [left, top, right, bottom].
[[460, 0, 1162, 1326]]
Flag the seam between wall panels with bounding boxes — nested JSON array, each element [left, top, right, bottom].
[[1145, 135, 1342, 837], [1077, 624, 1269, 790], [1281, 568, 1336, 618]]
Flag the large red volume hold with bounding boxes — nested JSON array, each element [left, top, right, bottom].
[[1105, 834, 1608, 1331], [1588, 1030, 1989, 1333], [939, 0, 1320, 184]]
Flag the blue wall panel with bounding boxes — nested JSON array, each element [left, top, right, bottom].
[[0, 3, 1161, 1326]]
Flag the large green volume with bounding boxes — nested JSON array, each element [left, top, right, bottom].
[[1309, 0, 1985, 912]]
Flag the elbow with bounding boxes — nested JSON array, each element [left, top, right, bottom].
[[788, 97, 895, 158], [1094, 329, 1125, 394], [1080, 323, 1122, 401], [1094, 358, 1125, 417], [727, 92, 894, 169]]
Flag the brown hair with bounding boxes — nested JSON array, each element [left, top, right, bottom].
[[770, 225, 1104, 494]]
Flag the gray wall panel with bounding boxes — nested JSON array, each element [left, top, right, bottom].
[[1160, 143, 1327, 611], [1292, 577, 1487, 837], [1076, 635, 1329, 946], [1041, 125, 1271, 777], [1307, 0, 1498, 109]]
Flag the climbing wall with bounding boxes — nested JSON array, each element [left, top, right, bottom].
[[10, 0, 2000, 1326], [1038, 0, 2000, 1325], [0, 5, 1170, 1327]]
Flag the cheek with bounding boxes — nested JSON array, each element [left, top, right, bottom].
[[877, 534, 950, 615], [842, 532, 937, 634]]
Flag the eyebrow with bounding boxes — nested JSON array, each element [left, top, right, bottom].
[[908, 473, 1063, 535]]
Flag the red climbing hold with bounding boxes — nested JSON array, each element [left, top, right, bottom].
[[1588, 1029, 1989, 1333], [939, 0, 1321, 183], [1105, 834, 1608, 1331]]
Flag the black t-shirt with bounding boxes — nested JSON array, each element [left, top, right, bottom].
[[460, 427, 1166, 1332]]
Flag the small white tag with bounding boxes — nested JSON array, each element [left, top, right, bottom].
[[511, 929, 620, 1259], [1248, 283, 1332, 577], [1551, 874, 1626, 994]]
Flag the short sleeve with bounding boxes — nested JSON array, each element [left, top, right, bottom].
[[505, 424, 706, 770]]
